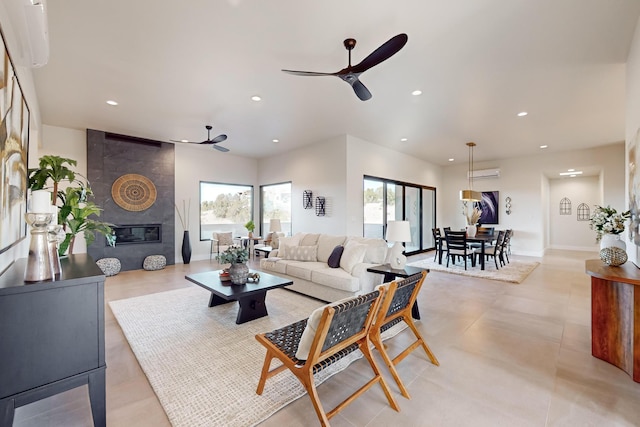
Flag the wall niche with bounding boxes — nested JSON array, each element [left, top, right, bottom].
[[86, 129, 175, 271]]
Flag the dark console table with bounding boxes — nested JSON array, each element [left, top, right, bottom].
[[0, 254, 106, 427]]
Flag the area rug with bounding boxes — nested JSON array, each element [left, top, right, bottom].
[[407, 257, 539, 284], [109, 286, 404, 427]]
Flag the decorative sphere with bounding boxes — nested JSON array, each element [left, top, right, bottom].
[[599, 247, 628, 266]]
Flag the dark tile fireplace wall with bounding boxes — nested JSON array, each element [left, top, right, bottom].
[[86, 129, 175, 271]]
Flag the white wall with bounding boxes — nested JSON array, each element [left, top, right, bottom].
[[258, 135, 348, 235], [344, 135, 442, 236], [548, 175, 600, 250], [626, 16, 640, 265], [174, 143, 258, 262], [440, 144, 625, 256]]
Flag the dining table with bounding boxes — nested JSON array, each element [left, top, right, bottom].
[[437, 234, 496, 270]]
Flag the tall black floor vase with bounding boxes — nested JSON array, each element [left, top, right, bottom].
[[181, 230, 192, 264]]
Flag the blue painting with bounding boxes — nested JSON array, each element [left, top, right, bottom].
[[474, 191, 499, 225]]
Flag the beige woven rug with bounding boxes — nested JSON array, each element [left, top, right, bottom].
[[109, 286, 404, 427], [407, 257, 539, 284]]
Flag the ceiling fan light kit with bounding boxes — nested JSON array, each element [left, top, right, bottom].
[[282, 33, 408, 101]]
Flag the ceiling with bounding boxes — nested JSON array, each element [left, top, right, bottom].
[[30, 0, 640, 166]]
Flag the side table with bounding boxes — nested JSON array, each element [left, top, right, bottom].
[[366, 264, 427, 319]]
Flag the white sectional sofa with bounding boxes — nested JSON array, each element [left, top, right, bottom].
[[259, 232, 389, 302]]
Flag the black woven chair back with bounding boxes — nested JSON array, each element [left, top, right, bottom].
[[321, 290, 379, 352], [385, 273, 421, 318]]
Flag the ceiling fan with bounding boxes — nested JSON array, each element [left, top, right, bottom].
[[282, 33, 408, 101], [171, 125, 229, 152]]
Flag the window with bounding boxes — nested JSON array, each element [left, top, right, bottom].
[[260, 182, 292, 236], [200, 181, 253, 241], [363, 176, 436, 254]]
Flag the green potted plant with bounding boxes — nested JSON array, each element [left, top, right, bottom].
[[217, 245, 250, 284], [28, 155, 115, 255], [244, 219, 255, 238]]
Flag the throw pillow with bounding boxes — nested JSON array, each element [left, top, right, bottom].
[[339, 240, 368, 274], [216, 232, 233, 245], [285, 245, 318, 262], [278, 235, 301, 259], [294, 295, 354, 360], [327, 245, 344, 268]]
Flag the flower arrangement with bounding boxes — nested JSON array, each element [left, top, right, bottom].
[[466, 207, 482, 226], [216, 245, 249, 264], [589, 205, 631, 242]]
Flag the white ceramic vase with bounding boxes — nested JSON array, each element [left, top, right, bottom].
[[600, 233, 626, 251], [466, 224, 477, 238]]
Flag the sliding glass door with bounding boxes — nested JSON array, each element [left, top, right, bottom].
[[363, 176, 436, 255]]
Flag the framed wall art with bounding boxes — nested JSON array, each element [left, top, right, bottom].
[[474, 191, 499, 225], [0, 25, 30, 254]]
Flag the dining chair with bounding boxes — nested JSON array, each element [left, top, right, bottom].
[[255, 288, 399, 426], [444, 230, 476, 269], [370, 271, 439, 399], [483, 230, 505, 269], [468, 226, 495, 250], [431, 228, 447, 261], [501, 229, 513, 264]]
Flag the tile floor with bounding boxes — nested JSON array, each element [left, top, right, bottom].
[[12, 249, 640, 426]]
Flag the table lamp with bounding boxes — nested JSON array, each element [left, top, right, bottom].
[[386, 220, 411, 269], [269, 218, 282, 233]]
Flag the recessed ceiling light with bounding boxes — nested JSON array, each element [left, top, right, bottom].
[[567, 169, 575, 172], [272, 139, 279, 143], [400, 138, 408, 142], [106, 100, 118, 106], [411, 90, 422, 96], [559, 171, 583, 176], [517, 111, 528, 117], [448, 158, 454, 162], [180, 139, 188, 143], [251, 95, 262, 101], [540, 145, 548, 149]]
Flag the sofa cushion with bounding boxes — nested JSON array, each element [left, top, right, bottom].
[[311, 267, 360, 292], [299, 233, 320, 246], [260, 258, 288, 274], [316, 234, 347, 263], [347, 236, 388, 264], [286, 261, 326, 281], [327, 245, 344, 268], [283, 245, 318, 262], [340, 240, 368, 274]]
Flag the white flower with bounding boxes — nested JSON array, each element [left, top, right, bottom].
[[589, 205, 630, 242]]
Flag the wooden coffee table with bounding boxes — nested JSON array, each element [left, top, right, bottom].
[[185, 270, 293, 324]]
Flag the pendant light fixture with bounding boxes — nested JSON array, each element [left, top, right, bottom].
[[460, 142, 482, 201]]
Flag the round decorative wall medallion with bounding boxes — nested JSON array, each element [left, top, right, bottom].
[[111, 174, 157, 211]]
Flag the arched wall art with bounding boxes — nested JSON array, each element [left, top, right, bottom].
[[111, 174, 157, 211]]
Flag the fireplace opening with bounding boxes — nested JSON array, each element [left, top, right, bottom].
[[112, 224, 162, 245]]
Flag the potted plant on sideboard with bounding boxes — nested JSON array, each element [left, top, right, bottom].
[[28, 155, 115, 255]]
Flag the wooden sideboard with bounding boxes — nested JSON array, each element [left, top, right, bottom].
[[585, 259, 640, 383], [0, 254, 106, 427]]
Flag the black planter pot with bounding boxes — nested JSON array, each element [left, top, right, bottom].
[[181, 230, 192, 264]]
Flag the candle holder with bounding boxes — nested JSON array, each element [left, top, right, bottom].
[[24, 212, 54, 283], [48, 224, 65, 278]]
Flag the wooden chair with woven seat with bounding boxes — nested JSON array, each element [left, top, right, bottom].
[[370, 271, 439, 399], [255, 288, 399, 426]]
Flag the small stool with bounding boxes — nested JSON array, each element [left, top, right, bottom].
[[96, 258, 121, 277], [143, 255, 166, 271]]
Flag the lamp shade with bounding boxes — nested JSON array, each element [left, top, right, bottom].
[[460, 189, 482, 202], [386, 220, 411, 243], [269, 218, 282, 233]]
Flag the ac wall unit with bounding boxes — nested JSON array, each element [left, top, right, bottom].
[[22, 0, 49, 67], [467, 168, 501, 179]]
